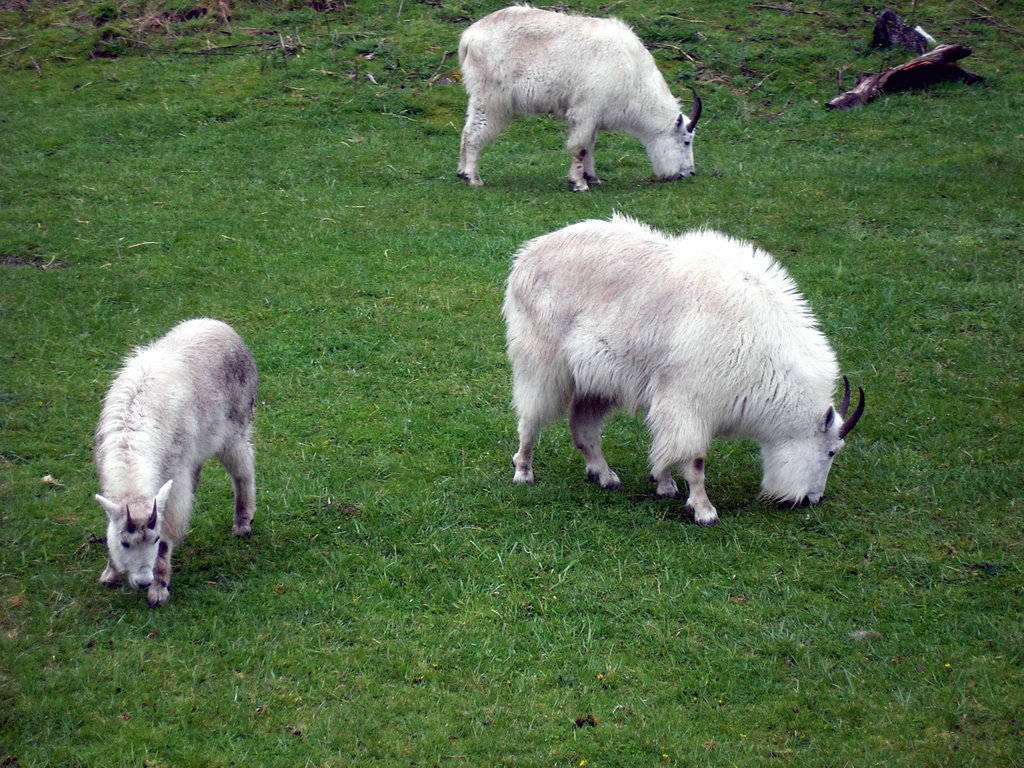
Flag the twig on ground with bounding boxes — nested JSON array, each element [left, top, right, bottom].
[[428, 49, 453, 83], [0, 43, 32, 59], [968, 0, 1024, 42], [657, 42, 700, 64], [751, 3, 824, 16]]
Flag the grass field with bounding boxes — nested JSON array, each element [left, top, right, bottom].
[[1, 1, 1022, 766]]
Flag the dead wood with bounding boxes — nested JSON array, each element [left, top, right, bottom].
[[827, 43, 982, 110]]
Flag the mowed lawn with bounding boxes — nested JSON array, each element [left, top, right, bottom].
[[1, 1, 1022, 766]]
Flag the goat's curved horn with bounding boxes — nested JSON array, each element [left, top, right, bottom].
[[686, 87, 702, 132], [838, 386, 865, 439], [147, 498, 158, 530], [125, 505, 136, 533], [838, 376, 852, 418]]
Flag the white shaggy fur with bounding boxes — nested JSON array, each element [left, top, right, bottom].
[[94, 318, 258, 606], [457, 5, 701, 191], [502, 215, 864, 525]]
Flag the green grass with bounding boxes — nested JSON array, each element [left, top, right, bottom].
[[1, 1, 1023, 766]]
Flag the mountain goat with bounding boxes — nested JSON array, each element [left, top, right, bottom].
[[503, 216, 865, 525], [94, 318, 258, 606], [457, 5, 702, 191]]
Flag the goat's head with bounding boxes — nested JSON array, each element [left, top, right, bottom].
[[95, 480, 172, 589], [760, 378, 865, 507], [652, 88, 702, 180]]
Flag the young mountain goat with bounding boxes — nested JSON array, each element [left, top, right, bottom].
[[458, 5, 702, 191], [503, 215, 865, 525], [94, 318, 258, 606]]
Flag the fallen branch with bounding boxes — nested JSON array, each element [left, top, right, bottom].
[[141, 35, 304, 58], [827, 43, 982, 110]]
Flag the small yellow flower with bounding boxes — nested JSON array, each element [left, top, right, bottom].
[[579, 761, 588, 768], [596, 674, 604, 681]]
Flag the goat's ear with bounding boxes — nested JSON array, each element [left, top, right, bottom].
[[95, 494, 121, 519], [675, 113, 684, 130], [154, 480, 173, 512], [821, 406, 836, 433]]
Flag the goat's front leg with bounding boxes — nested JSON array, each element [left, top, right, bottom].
[[147, 540, 173, 608], [567, 148, 590, 192], [649, 468, 680, 499], [582, 136, 601, 186], [566, 120, 596, 192], [570, 395, 620, 489], [100, 557, 121, 586], [683, 457, 719, 526], [512, 418, 540, 485]]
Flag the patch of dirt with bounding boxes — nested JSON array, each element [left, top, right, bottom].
[[1, 254, 66, 269], [310, 0, 348, 11]]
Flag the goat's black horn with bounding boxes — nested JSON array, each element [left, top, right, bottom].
[[147, 498, 158, 530], [687, 87, 702, 131], [838, 376, 852, 418], [125, 505, 136, 533], [838, 387, 865, 439]]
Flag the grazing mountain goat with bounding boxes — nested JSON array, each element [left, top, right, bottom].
[[94, 318, 258, 606], [503, 216, 865, 525], [457, 5, 702, 191]]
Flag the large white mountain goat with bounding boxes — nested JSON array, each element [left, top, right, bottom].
[[457, 5, 702, 191], [503, 216, 865, 525], [94, 318, 258, 606]]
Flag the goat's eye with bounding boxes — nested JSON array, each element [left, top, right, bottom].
[[154, 536, 160, 544], [121, 541, 130, 548], [827, 450, 836, 458]]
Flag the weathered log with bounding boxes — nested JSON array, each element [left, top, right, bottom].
[[827, 43, 982, 110]]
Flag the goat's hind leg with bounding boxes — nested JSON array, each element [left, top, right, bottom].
[[459, 97, 507, 187], [219, 438, 256, 537], [512, 416, 540, 486], [510, 360, 572, 485]]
